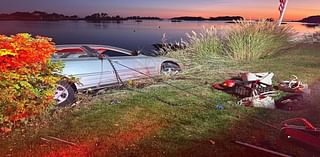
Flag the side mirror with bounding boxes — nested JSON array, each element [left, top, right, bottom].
[[98, 53, 106, 60]]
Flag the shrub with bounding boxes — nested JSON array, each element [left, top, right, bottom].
[[223, 20, 293, 61], [0, 33, 62, 129]]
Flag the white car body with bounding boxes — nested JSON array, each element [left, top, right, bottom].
[[52, 44, 181, 91]]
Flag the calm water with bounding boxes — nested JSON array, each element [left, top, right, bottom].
[[0, 20, 319, 53]]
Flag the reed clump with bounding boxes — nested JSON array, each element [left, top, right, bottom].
[[163, 20, 294, 61], [223, 20, 293, 61]]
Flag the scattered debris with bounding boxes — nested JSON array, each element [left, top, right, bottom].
[[215, 104, 224, 110], [40, 137, 51, 142], [71, 100, 82, 107], [275, 94, 305, 111], [277, 75, 309, 94], [213, 72, 278, 109], [46, 136, 77, 146], [96, 89, 107, 95], [280, 118, 320, 150], [209, 140, 216, 145], [235, 140, 293, 157], [110, 99, 121, 105], [238, 91, 278, 109], [212, 72, 312, 110], [212, 72, 274, 98]]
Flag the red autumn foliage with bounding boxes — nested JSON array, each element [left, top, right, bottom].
[[0, 33, 62, 131], [0, 33, 55, 73]]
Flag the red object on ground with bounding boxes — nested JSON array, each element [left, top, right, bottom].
[[280, 118, 320, 150], [212, 83, 225, 90], [212, 80, 235, 90], [223, 80, 236, 87]]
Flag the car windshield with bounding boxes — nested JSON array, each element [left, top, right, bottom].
[[101, 49, 131, 57], [52, 47, 98, 59]]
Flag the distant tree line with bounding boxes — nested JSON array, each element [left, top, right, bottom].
[[0, 11, 319, 23], [0, 11, 162, 21], [84, 13, 161, 21], [171, 16, 244, 21], [84, 13, 125, 21], [126, 16, 161, 20], [0, 11, 78, 20], [299, 16, 320, 23]]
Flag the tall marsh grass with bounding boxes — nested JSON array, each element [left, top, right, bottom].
[[186, 26, 223, 58], [224, 20, 294, 61], [163, 20, 294, 62]]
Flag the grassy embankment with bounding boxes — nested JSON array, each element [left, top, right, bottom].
[[1, 21, 320, 157]]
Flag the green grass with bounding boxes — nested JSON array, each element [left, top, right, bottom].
[[1, 43, 320, 156], [245, 44, 320, 82]]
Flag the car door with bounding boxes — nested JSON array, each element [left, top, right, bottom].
[[87, 47, 121, 86], [99, 56, 119, 87], [102, 49, 158, 82], [55, 47, 105, 89]]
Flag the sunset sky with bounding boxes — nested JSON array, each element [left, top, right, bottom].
[[0, 0, 319, 20]]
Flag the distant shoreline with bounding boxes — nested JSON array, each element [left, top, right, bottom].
[[0, 19, 317, 25], [0, 11, 319, 24]]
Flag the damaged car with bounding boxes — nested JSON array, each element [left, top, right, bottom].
[[52, 44, 181, 106]]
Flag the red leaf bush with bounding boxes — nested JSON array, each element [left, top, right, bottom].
[[0, 33, 62, 130]]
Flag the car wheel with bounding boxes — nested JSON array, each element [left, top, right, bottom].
[[54, 82, 76, 107], [161, 62, 181, 76]]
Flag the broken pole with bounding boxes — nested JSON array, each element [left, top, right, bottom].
[[47, 136, 77, 146], [235, 141, 292, 157]]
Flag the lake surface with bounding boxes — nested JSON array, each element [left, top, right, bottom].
[[0, 20, 319, 53]]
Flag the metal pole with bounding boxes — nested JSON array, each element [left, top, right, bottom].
[[279, 0, 289, 26]]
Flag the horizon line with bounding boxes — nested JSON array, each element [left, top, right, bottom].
[[1, 10, 318, 21]]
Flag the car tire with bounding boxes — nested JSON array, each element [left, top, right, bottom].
[[54, 81, 76, 107], [161, 62, 181, 76]]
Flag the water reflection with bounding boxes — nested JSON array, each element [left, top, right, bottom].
[[287, 22, 320, 33], [302, 23, 320, 28], [0, 20, 318, 53]]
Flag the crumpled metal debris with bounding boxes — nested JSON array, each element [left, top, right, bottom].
[[110, 99, 121, 105], [238, 91, 279, 109], [275, 94, 305, 111], [212, 72, 274, 98], [213, 73, 311, 110], [280, 118, 320, 150], [277, 75, 310, 94]]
